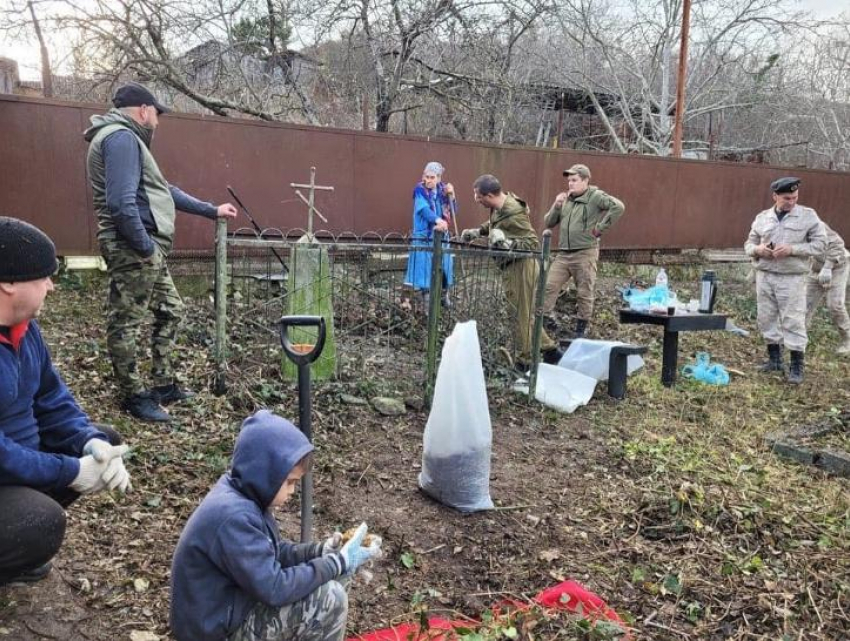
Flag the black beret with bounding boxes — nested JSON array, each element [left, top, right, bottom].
[[113, 82, 171, 115], [770, 177, 800, 194], [0, 217, 58, 282]]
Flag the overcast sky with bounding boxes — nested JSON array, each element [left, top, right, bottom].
[[1, 0, 847, 82]]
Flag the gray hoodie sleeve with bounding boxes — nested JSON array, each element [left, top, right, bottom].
[[102, 131, 156, 257]]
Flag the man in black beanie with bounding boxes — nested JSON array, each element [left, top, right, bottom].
[[0, 217, 132, 587], [84, 82, 238, 422]]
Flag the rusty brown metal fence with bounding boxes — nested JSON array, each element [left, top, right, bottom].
[[1, 93, 848, 257]]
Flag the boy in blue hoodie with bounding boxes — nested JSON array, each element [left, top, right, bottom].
[[170, 410, 381, 641]]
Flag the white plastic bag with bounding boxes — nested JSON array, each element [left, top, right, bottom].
[[532, 364, 598, 413], [419, 321, 494, 512], [558, 339, 644, 381]]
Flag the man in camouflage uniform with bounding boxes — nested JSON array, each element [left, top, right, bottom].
[[461, 174, 563, 369], [543, 164, 625, 339], [745, 177, 827, 384], [84, 83, 237, 422], [806, 222, 850, 356]]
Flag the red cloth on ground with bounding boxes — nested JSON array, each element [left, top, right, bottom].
[[347, 580, 629, 641]]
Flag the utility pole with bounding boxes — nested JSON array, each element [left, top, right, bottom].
[[672, 0, 692, 158], [27, 1, 53, 98]]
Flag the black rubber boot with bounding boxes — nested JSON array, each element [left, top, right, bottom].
[[788, 350, 804, 384], [153, 383, 196, 406], [122, 391, 171, 423], [0, 562, 53, 587], [542, 346, 564, 365], [760, 344, 784, 372], [574, 319, 588, 339]]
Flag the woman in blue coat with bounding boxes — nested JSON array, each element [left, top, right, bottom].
[[404, 162, 455, 306]]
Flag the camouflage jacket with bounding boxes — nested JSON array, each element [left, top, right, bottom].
[[745, 205, 827, 274], [810, 222, 848, 272], [478, 193, 540, 253]]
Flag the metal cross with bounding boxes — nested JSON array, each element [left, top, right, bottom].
[[290, 167, 334, 237]]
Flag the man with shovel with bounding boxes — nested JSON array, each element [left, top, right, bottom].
[[84, 82, 238, 423]]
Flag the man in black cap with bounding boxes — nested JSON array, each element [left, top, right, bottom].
[[0, 217, 132, 587], [84, 82, 238, 422], [745, 178, 827, 383]]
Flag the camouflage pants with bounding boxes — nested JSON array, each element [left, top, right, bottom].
[[755, 270, 808, 352], [228, 580, 348, 641], [501, 257, 556, 361], [806, 263, 850, 337], [543, 246, 599, 321], [100, 239, 184, 397]]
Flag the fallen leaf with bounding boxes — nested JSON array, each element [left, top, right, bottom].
[[538, 549, 561, 563]]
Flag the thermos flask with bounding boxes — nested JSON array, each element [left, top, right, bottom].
[[699, 270, 717, 313]]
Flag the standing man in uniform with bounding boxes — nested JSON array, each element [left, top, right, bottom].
[[745, 177, 827, 384], [84, 82, 238, 423], [461, 174, 562, 369], [806, 222, 850, 355], [543, 164, 624, 339]]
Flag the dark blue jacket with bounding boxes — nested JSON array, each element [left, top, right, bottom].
[[170, 410, 344, 641], [100, 129, 218, 257], [0, 321, 107, 491]]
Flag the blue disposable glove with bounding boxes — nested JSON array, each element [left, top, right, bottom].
[[339, 523, 382, 575]]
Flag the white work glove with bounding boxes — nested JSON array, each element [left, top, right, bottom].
[[83, 438, 124, 463], [80, 440, 133, 493], [339, 523, 383, 575], [460, 228, 480, 242], [321, 531, 343, 555], [489, 228, 509, 248], [70, 456, 109, 494], [100, 455, 132, 492], [818, 266, 832, 287]]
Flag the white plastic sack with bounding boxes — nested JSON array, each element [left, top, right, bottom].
[[532, 363, 598, 413], [558, 339, 644, 381], [419, 321, 494, 512]]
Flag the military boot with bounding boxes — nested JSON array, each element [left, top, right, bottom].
[[153, 383, 196, 406], [574, 319, 588, 339], [759, 344, 784, 372], [837, 329, 850, 356], [542, 346, 564, 365], [787, 350, 804, 384], [123, 391, 171, 423]]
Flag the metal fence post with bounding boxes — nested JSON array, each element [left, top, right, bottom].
[[425, 230, 444, 406], [528, 230, 552, 400], [213, 217, 228, 395]]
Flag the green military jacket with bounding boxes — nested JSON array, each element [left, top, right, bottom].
[[478, 193, 540, 253], [544, 186, 624, 251]]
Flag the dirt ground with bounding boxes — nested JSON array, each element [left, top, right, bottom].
[[1, 266, 848, 640]]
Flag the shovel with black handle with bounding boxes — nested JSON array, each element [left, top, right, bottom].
[[279, 315, 327, 543]]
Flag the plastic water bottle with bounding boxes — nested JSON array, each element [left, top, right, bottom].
[[655, 268, 668, 290]]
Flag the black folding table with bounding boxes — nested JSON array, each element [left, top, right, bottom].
[[618, 309, 728, 387]]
